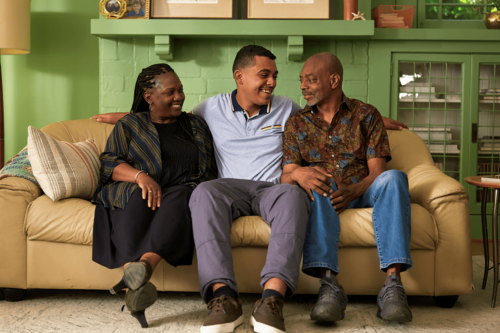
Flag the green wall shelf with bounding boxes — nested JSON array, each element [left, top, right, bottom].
[[90, 19, 375, 61], [373, 28, 500, 41]]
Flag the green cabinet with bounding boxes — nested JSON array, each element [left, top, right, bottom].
[[391, 53, 500, 216]]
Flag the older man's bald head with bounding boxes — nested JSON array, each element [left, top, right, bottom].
[[305, 52, 343, 83]]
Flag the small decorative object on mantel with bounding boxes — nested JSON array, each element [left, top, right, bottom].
[[99, 0, 127, 19], [484, 1, 500, 29], [242, 0, 333, 20], [352, 11, 365, 21], [151, 0, 238, 19], [372, 5, 414, 29], [343, 0, 357, 20]]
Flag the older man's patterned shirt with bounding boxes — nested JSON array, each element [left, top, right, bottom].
[[283, 94, 391, 186]]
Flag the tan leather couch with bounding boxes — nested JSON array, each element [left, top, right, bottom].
[[0, 119, 473, 299]]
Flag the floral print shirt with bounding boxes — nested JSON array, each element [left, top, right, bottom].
[[283, 94, 391, 186]]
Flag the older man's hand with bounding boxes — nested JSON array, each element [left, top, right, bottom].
[[382, 117, 409, 131]]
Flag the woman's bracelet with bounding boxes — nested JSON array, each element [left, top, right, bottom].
[[134, 170, 147, 183]]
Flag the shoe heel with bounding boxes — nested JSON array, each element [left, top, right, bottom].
[[131, 310, 149, 328], [110, 279, 127, 295]]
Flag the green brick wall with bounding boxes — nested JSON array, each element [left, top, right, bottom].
[[98, 38, 369, 113]]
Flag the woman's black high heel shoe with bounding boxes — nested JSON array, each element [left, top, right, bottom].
[[110, 259, 153, 294], [122, 283, 158, 328]]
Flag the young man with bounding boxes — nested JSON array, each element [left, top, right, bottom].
[[92, 45, 408, 333], [281, 52, 413, 324]]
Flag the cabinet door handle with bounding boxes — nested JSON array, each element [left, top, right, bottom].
[[472, 123, 478, 143]]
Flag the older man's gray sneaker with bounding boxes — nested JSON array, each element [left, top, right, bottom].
[[377, 272, 412, 322], [310, 270, 348, 322]]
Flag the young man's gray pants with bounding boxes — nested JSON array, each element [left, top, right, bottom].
[[189, 178, 310, 303]]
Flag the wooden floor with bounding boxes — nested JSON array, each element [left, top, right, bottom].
[[471, 240, 500, 259]]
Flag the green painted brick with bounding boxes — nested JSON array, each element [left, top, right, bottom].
[[101, 38, 117, 60], [182, 78, 207, 94], [353, 41, 368, 65], [207, 79, 236, 94], [174, 39, 197, 62], [173, 62, 201, 78], [102, 60, 135, 77], [277, 63, 304, 80], [344, 64, 368, 81], [184, 94, 201, 110], [118, 107, 131, 113], [343, 81, 368, 96], [199, 94, 216, 103], [134, 38, 150, 61], [101, 107, 118, 114], [336, 42, 353, 65], [117, 38, 134, 60], [274, 83, 301, 98], [102, 92, 133, 108], [272, 39, 287, 64], [125, 77, 137, 92], [103, 77, 125, 92], [201, 64, 233, 78]]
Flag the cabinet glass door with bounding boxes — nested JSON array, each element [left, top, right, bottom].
[[391, 54, 471, 184], [469, 55, 500, 214]]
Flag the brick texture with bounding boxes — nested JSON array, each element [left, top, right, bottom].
[[99, 38, 370, 113]]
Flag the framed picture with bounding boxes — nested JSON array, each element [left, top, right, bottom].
[[242, 0, 334, 19], [150, 0, 238, 19], [123, 0, 150, 19]]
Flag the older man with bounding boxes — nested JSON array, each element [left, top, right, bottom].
[[281, 52, 413, 323]]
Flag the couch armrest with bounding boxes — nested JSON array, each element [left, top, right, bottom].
[[0, 177, 42, 289], [406, 165, 473, 296]]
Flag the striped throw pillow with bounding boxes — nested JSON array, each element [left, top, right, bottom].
[[27, 126, 101, 201]]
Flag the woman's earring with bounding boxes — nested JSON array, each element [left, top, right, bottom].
[[149, 103, 152, 111]]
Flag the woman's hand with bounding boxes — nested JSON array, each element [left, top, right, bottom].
[[136, 173, 162, 211]]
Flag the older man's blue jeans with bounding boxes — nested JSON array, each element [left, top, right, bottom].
[[302, 170, 413, 278]]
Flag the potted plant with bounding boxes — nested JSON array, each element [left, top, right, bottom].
[[485, 1, 500, 29]]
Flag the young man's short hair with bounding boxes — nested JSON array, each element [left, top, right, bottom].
[[232, 45, 277, 73]]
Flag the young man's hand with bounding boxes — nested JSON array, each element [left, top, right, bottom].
[[382, 117, 409, 131], [330, 183, 357, 214], [90, 112, 129, 124], [291, 166, 333, 201]]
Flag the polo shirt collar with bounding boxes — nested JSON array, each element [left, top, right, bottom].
[[300, 92, 352, 115], [230, 89, 271, 119]]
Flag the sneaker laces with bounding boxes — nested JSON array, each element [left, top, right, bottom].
[[207, 295, 238, 315], [318, 279, 341, 301], [256, 297, 283, 317], [382, 284, 407, 303]]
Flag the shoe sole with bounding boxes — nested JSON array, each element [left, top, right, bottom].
[[377, 310, 412, 323], [310, 308, 345, 322], [129, 283, 157, 312], [250, 315, 286, 333], [124, 262, 148, 290], [200, 315, 243, 333]]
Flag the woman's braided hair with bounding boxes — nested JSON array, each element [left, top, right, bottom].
[[131, 63, 175, 113]]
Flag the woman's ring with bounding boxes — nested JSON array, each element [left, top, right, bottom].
[[148, 191, 153, 193]]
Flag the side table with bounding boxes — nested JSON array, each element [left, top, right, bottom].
[[464, 176, 500, 308]]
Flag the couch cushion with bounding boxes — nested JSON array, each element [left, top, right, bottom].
[[25, 196, 437, 250]]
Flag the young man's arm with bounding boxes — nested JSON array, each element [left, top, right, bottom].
[[91, 112, 128, 124]]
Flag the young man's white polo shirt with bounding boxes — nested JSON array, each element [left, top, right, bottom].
[[193, 89, 302, 184]]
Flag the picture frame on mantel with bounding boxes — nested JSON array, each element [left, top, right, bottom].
[[122, 0, 150, 19], [242, 0, 334, 19], [151, 0, 238, 19]]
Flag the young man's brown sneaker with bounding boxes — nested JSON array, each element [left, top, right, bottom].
[[200, 295, 243, 333], [250, 296, 286, 333]]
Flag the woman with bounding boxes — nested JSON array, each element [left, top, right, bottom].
[[92, 63, 217, 328]]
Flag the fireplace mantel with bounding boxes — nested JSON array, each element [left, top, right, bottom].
[[90, 19, 375, 61]]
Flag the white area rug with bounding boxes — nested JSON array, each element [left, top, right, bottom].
[[1, 256, 499, 332]]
